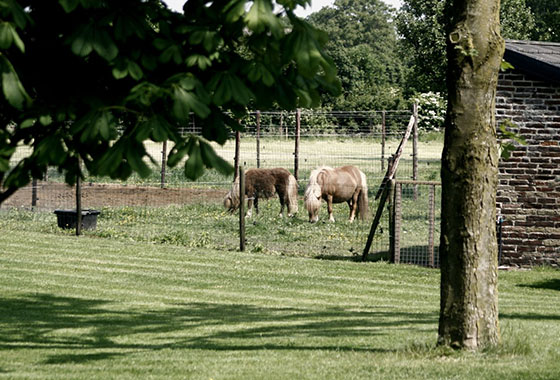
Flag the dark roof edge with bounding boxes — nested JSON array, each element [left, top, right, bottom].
[[503, 49, 560, 84]]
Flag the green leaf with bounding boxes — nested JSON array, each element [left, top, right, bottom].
[[126, 143, 151, 178], [0, 22, 13, 49], [92, 29, 118, 61], [167, 140, 188, 167], [184, 141, 205, 180], [245, 0, 282, 37], [2, 69, 32, 109], [186, 54, 212, 70], [127, 61, 143, 80], [112, 66, 128, 79], [172, 86, 210, 119], [39, 115, 53, 126], [59, 0, 80, 13], [71, 25, 94, 56], [199, 140, 234, 175]]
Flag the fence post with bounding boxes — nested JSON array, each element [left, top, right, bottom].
[[239, 166, 246, 252], [75, 157, 82, 237], [381, 110, 386, 171], [294, 108, 301, 180], [393, 182, 402, 264], [428, 184, 436, 267], [412, 102, 419, 199], [256, 110, 261, 168], [31, 178, 38, 210], [161, 140, 167, 189], [388, 179, 396, 262], [234, 130, 241, 181]]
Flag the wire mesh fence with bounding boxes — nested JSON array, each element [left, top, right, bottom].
[[2, 109, 444, 265]]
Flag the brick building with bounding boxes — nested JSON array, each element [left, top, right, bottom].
[[495, 40, 560, 266]]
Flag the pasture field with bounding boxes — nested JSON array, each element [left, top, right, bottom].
[[1, 224, 560, 379], [13, 134, 444, 188]]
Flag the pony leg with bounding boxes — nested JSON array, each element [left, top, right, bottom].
[[348, 193, 359, 222], [246, 198, 253, 218], [327, 195, 335, 222]]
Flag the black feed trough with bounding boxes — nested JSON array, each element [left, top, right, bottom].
[[54, 209, 100, 230]]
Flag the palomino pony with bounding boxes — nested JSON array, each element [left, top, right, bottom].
[[304, 165, 368, 223], [224, 168, 298, 218]]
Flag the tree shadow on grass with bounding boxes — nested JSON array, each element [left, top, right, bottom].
[[518, 279, 560, 291], [0, 293, 437, 364]]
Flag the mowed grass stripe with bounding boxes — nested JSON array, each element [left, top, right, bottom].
[[0, 252, 440, 298], [0, 262, 439, 311]]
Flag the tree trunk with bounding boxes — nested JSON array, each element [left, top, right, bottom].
[[439, 0, 504, 349]]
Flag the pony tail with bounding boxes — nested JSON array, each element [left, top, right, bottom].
[[287, 174, 299, 215], [358, 171, 369, 220]]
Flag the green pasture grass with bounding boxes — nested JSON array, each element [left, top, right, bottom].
[[1, 228, 559, 379]]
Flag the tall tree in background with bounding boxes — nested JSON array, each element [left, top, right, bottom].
[[396, 0, 534, 95], [307, 0, 406, 110], [438, 0, 504, 349], [0, 0, 339, 205], [526, 0, 560, 41]]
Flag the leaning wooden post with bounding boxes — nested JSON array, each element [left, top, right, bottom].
[[412, 102, 419, 199], [362, 180, 392, 261], [75, 156, 82, 236], [256, 110, 261, 168], [239, 166, 246, 252], [234, 130, 241, 181], [294, 108, 301, 180], [161, 140, 168, 189]]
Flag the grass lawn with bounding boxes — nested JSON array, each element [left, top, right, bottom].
[[1, 226, 560, 379]]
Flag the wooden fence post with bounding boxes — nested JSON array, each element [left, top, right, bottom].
[[256, 110, 261, 168], [393, 181, 402, 264], [31, 178, 38, 210], [239, 166, 246, 252], [412, 102, 419, 199], [428, 184, 436, 267], [294, 108, 301, 181], [234, 130, 241, 181], [75, 157, 82, 237], [381, 110, 386, 171], [161, 140, 167, 189]]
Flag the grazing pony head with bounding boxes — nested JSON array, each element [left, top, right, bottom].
[[304, 167, 331, 223]]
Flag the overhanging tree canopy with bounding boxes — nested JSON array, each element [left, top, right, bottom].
[[0, 0, 340, 204]]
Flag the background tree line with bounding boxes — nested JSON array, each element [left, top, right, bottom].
[[306, 0, 557, 118]]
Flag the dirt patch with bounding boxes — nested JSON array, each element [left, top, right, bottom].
[[3, 181, 228, 210]]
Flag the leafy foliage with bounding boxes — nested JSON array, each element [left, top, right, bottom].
[[0, 0, 340, 202], [411, 92, 446, 132], [307, 0, 406, 111], [396, 0, 537, 94]]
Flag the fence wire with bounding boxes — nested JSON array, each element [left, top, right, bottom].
[[3, 110, 443, 264]]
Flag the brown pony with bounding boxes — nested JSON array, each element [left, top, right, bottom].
[[304, 165, 368, 223], [224, 168, 298, 218]]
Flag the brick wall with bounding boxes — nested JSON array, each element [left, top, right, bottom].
[[495, 70, 560, 267]]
